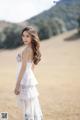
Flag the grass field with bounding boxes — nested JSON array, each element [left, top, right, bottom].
[[0, 29, 80, 120]]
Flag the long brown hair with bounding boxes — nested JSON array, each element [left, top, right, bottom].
[[21, 26, 41, 65]]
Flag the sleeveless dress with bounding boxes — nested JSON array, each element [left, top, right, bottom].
[[15, 51, 43, 120]]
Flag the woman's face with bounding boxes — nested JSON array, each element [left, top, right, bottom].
[[22, 31, 32, 45]]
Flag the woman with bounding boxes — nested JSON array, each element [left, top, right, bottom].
[[14, 26, 43, 120]]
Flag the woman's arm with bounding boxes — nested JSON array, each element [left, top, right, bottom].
[[14, 49, 29, 95]]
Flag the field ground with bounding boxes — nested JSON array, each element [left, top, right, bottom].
[[0, 29, 80, 120]]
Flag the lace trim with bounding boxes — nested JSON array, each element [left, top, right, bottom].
[[20, 84, 37, 89], [25, 113, 43, 120], [16, 53, 22, 62]]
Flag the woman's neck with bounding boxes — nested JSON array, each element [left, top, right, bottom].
[[25, 44, 32, 49]]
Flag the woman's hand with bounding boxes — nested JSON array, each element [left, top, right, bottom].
[[14, 83, 20, 95]]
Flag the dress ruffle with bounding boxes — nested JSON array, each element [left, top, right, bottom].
[[17, 85, 39, 100]]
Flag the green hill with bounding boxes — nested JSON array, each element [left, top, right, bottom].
[[26, 0, 80, 30]]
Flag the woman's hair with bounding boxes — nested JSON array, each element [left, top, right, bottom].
[[21, 26, 41, 65]]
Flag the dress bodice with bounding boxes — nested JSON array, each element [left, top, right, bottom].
[[16, 51, 33, 78], [16, 51, 33, 66]]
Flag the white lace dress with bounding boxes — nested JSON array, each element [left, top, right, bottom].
[[15, 51, 43, 120]]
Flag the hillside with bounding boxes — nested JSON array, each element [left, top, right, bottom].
[[0, 0, 80, 49], [0, 0, 80, 32], [26, 0, 80, 30]]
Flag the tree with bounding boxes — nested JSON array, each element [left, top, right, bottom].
[[48, 17, 66, 36], [2, 25, 22, 49], [37, 19, 52, 40]]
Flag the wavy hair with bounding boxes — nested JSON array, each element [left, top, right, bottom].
[[21, 26, 41, 65]]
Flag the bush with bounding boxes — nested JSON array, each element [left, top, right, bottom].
[[37, 19, 52, 40], [2, 25, 22, 49], [36, 17, 66, 40], [48, 17, 66, 35]]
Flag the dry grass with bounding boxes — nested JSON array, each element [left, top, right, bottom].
[[0, 29, 80, 120]]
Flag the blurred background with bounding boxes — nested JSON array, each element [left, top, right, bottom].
[[0, 0, 80, 120]]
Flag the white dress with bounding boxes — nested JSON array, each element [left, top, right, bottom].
[[15, 51, 43, 120]]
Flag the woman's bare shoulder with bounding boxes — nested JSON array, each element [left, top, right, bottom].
[[22, 47, 33, 57], [21, 48, 29, 58]]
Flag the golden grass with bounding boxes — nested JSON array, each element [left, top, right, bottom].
[[0, 29, 80, 120]]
